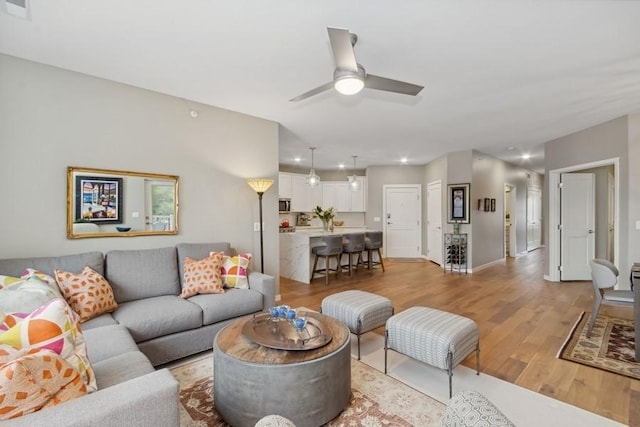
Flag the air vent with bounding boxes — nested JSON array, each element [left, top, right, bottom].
[[2, 0, 30, 20]]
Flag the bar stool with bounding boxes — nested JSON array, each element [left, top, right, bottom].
[[364, 231, 385, 272], [341, 233, 365, 277], [310, 235, 343, 285]]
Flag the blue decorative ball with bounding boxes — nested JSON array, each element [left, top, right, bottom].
[[278, 305, 289, 316], [286, 309, 297, 320], [295, 317, 307, 330], [270, 307, 280, 318]]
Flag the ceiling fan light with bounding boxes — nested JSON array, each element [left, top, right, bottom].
[[334, 75, 364, 95]]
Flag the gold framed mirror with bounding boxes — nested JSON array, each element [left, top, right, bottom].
[[67, 166, 179, 239]]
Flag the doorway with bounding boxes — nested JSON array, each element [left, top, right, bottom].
[[383, 185, 422, 258], [427, 180, 443, 265], [504, 184, 516, 257], [527, 188, 542, 251], [547, 158, 619, 282]]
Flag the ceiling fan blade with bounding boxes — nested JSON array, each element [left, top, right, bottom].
[[289, 81, 334, 102], [327, 27, 358, 71], [365, 74, 424, 96]]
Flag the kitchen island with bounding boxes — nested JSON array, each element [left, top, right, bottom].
[[279, 227, 368, 284]]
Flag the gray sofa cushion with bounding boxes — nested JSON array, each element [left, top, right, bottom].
[[92, 351, 155, 390], [113, 295, 202, 342], [105, 247, 180, 302], [83, 324, 139, 363], [176, 242, 232, 284], [81, 313, 119, 330], [0, 251, 104, 277], [188, 288, 263, 325]]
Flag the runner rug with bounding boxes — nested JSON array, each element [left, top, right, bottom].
[[558, 311, 640, 380], [169, 353, 445, 426]]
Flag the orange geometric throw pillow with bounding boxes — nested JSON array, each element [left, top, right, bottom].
[[54, 267, 118, 322], [0, 346, 87, 420], [180, 252, 225, 298]]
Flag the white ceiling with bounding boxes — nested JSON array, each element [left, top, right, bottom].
[[3, 1, 640, 174]]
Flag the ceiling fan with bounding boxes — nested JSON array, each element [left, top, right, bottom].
[[290, 27, 424, 102]]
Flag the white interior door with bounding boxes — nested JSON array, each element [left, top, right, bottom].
[[427, 181, 442, 265], [560, 173, 595, 280], [384, 185, 422, 258], [504, 184, 517, 257], [526, 188, 542, 251]]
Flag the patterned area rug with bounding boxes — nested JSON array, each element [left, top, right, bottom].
[[169, 353, 445, 426], [558, 312, 640, 380]]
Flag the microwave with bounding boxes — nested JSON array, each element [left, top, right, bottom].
[[279, 199, 291, 212]]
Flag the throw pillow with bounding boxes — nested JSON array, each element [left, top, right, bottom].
[[0, 272, 63, 317], [221, 253, 252, 289], [0, 346, 86, 420], [180, 252, 225, 298], [0, 298, 97, 392], [54, 266, 118, 322]]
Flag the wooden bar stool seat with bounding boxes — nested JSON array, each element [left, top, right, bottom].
[[341, 232, 365, 277], [311, 235, 343, 285], [364, 231, 385, 272]]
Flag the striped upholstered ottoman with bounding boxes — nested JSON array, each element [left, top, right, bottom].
[[321, 290, 393, 360], [384, 306, 479, 398]]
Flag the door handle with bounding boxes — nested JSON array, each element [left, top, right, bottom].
[[588, 229, 594, 234]]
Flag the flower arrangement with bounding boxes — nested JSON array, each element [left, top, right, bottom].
[[312, 206, 335, 231], [312, 206, 335, 222]]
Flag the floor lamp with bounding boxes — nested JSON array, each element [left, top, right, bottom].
[[247, 178, 273, 273]]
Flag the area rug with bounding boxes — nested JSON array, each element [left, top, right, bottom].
[[558, 311, 640, 380], [169, 353, 445, 426]]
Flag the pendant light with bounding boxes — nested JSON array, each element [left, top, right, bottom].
[[306, 147, 320, 187], [347, 155, 360, 191]]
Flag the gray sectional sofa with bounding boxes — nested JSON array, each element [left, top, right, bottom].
[[0, 242, 277, 427]]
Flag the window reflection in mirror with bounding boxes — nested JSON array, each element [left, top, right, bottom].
[[67, 167, 179, 238]]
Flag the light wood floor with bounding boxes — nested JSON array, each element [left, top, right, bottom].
[[279, 249, 638, 426]]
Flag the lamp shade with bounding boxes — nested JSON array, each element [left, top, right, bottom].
[[246, 178, 274, 194]]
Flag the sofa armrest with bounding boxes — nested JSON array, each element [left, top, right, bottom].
[[3, 369, 179, 427], [249, 271, 276, 309]]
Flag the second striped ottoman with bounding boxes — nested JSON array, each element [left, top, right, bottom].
[[321, 290, 393, 360], [384, 306, 479, 398]]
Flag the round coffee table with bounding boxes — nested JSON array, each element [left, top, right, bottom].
[[213, 310, 351, 427]]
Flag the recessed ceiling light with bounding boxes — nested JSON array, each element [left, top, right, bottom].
[[400, 157, 408, 164], [507, 146, 515, 151], [338, 163, 345, 169], [522, 153, 531, 160], [294, 157, 301, 163]]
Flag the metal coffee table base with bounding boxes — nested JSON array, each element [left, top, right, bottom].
[[214, 330, 351, 427]]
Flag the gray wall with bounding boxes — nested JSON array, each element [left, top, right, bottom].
[[544, 116, 630, 283], [471, 153, 508, 267], [627, 114, 640, 272], [0, 55, 280, 281]]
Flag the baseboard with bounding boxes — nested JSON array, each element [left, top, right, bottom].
[[470, 257, 505, 273]]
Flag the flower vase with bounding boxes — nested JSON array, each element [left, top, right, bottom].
[[322, 219, 330, 232]]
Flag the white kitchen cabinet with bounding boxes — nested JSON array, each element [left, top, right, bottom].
[[291, 174, 321, 212], [321, 178, 366, 212], [278, 173, 292, 199]]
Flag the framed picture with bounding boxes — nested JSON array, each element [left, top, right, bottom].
[[75, 175, 123, 224], [448, 183, 470, 223], [490, 198, 496, 212], [484, 198, 490, 212]]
